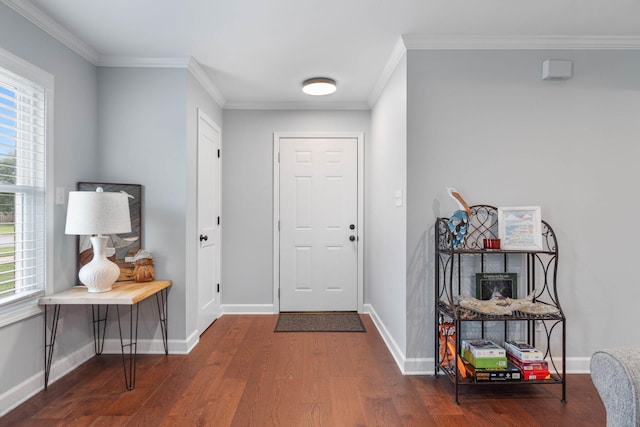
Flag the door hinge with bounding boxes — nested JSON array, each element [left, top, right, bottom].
[[278, 288, 280, 298], [278, 220, 280, 231], [217, 216, 220, 226], [217, 283, 220, 293], [217, 149, 221, 158], [277, 152, 280, 162]]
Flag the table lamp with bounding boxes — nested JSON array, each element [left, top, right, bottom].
[[65, 187, 132, 293]]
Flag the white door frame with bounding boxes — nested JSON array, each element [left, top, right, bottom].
[[273, 132, 364, 313], [197, 108, 222, 333]]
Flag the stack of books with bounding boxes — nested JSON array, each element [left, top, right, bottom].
[[505, 341, 550, 380], [461, 339, 521, 382]]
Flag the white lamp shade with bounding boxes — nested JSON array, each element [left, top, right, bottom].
[[65, 188, 132, 235]]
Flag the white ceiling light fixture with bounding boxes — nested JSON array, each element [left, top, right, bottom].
[[302, 77, 337, 96]]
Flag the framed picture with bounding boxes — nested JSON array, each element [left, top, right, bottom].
[[475, 273, 518, 300], [498, 206, 543, 250], [77, 182, 142, 282]]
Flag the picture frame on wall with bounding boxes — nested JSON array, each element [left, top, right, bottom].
[[475, 273, 518, 300], [498, 206, 543, 250], [77, 182, 142, 283]]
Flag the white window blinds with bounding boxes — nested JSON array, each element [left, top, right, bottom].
[[0, 63, 47, 304]]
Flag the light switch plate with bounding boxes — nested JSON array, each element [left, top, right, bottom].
[[55, 187, 65, 205]]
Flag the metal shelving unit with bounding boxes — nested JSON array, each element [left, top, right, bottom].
[[434, 205, 566, 404]]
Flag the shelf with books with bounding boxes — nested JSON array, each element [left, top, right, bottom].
[[434, 204, 566, 404]]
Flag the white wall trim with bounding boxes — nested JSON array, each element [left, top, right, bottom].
[[1, 0, 99, 64], [97, 56, 191, 68], [273, 132, 365, 314], [0, 341, 95, 417], [0, 331, 200, 417], [363, 304, 407, 373], [365, 304, 591, 376], [402, 34, 640, 50], [97, 56, 226, 109], [221, 304, 275, 314], [224, 101, 370, 111], [368, 37, 407, 107], [188, 59, 226, 108]]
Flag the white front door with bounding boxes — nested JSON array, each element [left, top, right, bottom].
[[197, 110, 221, 334], [279, 137, 359, 311]]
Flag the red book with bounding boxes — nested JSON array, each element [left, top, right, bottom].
[[508, 354, 549, 371], [522, 369, 551, 380]]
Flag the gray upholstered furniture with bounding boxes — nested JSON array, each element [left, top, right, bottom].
[[591, 347, 640, 426]]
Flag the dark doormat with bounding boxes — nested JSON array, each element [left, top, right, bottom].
[[275, 312, 366, 332]]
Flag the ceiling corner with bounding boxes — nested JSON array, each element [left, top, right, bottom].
[[2, 0, 99, 64]]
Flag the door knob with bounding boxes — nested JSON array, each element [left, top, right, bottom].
[[200, 234, 208, 242], [349, 224, 355, 230], [349, 235, 356, 242]]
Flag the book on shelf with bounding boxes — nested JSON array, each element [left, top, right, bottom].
[[507, 354, 549, 371], [504, 341, 544, 361], [461, 349, 508, 369], [461, 339, 506, 358], [522, 369, 551, 380], [463, 360, 522, 382]]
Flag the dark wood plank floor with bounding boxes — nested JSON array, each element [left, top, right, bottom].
[[1, 314, 605, 426]]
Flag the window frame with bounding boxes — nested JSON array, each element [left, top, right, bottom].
[[0, 47, 54, 328]]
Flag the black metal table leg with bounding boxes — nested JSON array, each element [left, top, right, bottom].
[[43, 304, 61, 390], [116, 303, 139, 390], [91, 305, 109, 355], [155, 288, 169, 354]]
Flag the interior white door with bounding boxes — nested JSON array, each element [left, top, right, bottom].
[[279, 137, 358, 311], [197, 110, 221, 334]]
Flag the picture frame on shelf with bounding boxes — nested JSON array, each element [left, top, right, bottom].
[[475, 273, 518, 300], [498, 206, 543, 250]]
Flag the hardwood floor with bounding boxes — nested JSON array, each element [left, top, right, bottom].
[[2, 314, 605, 426]]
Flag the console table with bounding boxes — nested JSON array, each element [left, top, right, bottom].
[[38, 280, 171, 390]]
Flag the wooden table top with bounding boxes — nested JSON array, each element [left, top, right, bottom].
[[38, 280, 171, 306]]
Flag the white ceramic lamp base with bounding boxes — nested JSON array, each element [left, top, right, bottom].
[[78, 236, 120, 293]]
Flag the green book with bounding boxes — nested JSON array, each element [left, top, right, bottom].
[[462, 349, 508, 369]]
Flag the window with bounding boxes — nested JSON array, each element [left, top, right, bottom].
[[0, 48, 52, 324]]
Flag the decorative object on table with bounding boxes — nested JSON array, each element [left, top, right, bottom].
[[482, 238, 501, 250], [498, 206, 543, 250], [132, 249, 155, 282], [446, 187, 472, 248], [475, 273, 518, 300], [65, 187, 132, 293], [77, 182, 142, 282]]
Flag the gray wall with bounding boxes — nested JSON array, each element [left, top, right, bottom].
[[97, 67, 223, 345], [221, 110, 370, 307], [97, 67, 189, 342], [368, 55, 408, 358], [0, 2, 98, 397], [406, 49, 640, 361]]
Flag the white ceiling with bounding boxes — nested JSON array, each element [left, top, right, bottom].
[[8, 0, 640, 109]]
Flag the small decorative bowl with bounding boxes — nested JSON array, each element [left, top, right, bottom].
[[483, 238, 501, 250]]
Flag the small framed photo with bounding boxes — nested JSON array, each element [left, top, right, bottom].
[[476, 273, 518, 300], [498, 206, 543, 250]]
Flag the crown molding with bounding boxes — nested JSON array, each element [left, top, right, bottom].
[[98, 56, 226, 108], [368, 37, 407, 107], [97, 56, 191, 68], [187, 58, 226, 108], [224, 100, 370, 111], [1, 0, 99, 64], [402, 34, 640, 50]]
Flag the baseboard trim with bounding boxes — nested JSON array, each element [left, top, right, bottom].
[[0, 333, 198, 417], [0, 341, 94, 417], [364, 304, 592, 376], [0, 310, 594, 418], [221, 304, 275, 314], [363, 304, 407, 373]]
